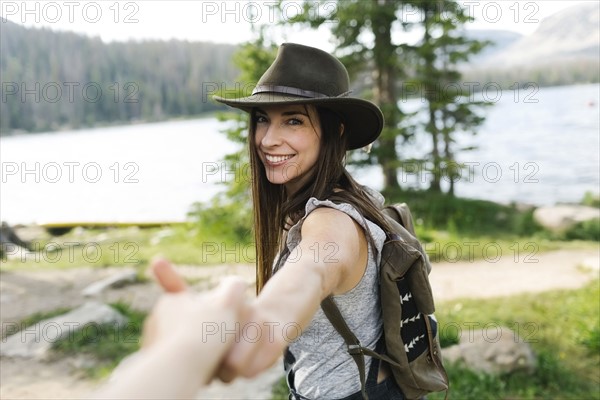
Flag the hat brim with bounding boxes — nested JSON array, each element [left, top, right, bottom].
[[213, 93, 383, 150]]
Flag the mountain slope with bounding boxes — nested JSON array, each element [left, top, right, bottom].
[[462, 29, 523, 65], [483, 2, 600, 67]]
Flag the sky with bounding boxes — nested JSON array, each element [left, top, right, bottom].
[[0, 0, 592, 50]]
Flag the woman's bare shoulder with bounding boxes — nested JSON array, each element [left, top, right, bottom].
[[300, 206, 366, 252]]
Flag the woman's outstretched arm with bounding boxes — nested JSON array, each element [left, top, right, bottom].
[[218, 206, 369, 381]]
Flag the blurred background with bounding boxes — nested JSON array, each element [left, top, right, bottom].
[[1, 1, 599, 399]]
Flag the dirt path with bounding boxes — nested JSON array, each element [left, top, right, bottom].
[[431, 248, 599, 301], [1, 248, 598, 400]]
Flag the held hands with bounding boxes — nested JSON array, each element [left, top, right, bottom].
[[92, 259, 248, 399], [152, 259, 287, 384], [145, 259, 248, 383]]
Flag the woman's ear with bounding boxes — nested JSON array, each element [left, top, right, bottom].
[[339, 123, 345, 137]]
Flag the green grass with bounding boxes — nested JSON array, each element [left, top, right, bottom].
[[272, 281, 600, 400], [563, 219, 600, 242], [1, 227, 153, 270], [4, 303, 146, 379], [418, 231, 598, 264], [52, 302, 146, 379], [3, 222, 595, 271], [383, 189, 546, 237], [0, 224, 255, 271], [382, 189, 599, 263], [427, 281, 600, 399]]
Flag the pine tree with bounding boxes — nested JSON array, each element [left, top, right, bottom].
[[274, 0, 491, 195], [281, 0, 415, 190], [409, 0, 490, 194]]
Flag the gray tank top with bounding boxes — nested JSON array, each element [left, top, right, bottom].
[[274, 194, 387, 399]]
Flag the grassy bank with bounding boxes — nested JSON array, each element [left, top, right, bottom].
[[2, 225, 595, 271], [3, 190, 596, 271], [0, 223, 254, 271]]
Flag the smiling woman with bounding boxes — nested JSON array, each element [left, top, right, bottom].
[[208, 43, 410, 399]]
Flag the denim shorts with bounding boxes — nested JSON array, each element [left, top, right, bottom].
[[337, 376, 405, 400], [288, 376, 405, 400]]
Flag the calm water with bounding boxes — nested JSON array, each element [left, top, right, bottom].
[[1, 84, 598, 225]]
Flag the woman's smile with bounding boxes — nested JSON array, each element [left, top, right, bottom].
[[264, 153, 295, 166], [254, 104, 321, 193]]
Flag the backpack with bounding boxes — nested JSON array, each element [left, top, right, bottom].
[[320, 203, 449, 400]]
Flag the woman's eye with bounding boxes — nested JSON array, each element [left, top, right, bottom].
[[255, 115, 268, 123], [288, 118, 303, 126]]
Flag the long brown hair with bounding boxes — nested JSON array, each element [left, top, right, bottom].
[[249, 105, 392, 293]]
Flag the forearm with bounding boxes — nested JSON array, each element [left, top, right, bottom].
[[255, 258, 327, 338], [222, 255, 335, 377], [92, 334, 207, 399]]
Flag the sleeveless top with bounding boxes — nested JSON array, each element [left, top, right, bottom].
[[273, 192, 387, 399]]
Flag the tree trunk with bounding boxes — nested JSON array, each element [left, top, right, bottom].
[[423, 9, 441, 192], [428, 107, 441, 192], [372, 0, 400, 191]]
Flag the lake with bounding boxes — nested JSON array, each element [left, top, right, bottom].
[[1, 83, 598, 225]]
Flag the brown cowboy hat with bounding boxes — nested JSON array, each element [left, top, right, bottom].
[[213, 43, 384, 150]]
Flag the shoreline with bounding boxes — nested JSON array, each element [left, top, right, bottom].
[[3, 196, 598, 228], [0, 112, 223, 138]]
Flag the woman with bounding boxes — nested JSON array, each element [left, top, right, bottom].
[[213, 43, 404, 399]]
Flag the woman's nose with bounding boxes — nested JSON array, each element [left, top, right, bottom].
[[261, 123, 283, 147]]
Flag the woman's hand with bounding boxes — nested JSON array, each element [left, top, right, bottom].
[[216, 301, 288, 382]]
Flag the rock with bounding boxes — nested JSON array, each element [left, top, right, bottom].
[[1, 302, 127, 359], [12, 224, 50, 243], [81, 270, 138, 297], [68, 354, 99, 370], [1, 222, 32, 251], [441, 327, 536, 375], [441, 343, 462, 363], [533, 205, 599, 232]]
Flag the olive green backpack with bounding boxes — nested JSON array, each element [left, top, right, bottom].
[[320, 203, 449, 400]]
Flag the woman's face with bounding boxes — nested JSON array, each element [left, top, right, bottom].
[[254, 104, 321, 194]]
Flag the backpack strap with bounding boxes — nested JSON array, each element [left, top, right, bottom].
[[321, 296, 369, 400], [323, 298, 415, 372]]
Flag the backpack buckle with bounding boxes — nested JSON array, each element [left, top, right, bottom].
[[348, 344, 362, 355]]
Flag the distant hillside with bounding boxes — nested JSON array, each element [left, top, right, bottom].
[[484, 2, 599, 67], [463, 2, 599, 86], [463, 29, 523, 65], [0, 20, 239, 135]]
